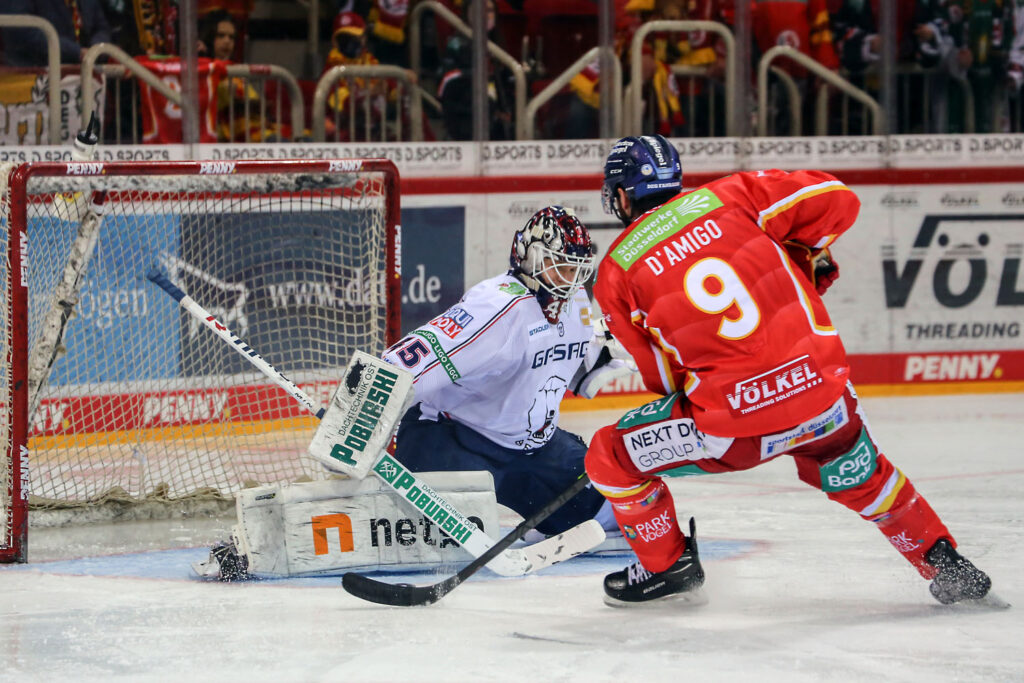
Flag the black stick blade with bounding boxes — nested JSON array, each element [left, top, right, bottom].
[[342, 573, 454, 607]]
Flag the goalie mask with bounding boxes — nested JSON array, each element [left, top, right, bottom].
[[602, 135, 682, 226], [510, 206, 595, 321]]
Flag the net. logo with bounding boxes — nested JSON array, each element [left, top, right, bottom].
[[311, 513, 354, 554], [883, 215, 1024, 309]]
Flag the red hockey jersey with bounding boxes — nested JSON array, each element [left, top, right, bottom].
[[594, 169, 860, 437]]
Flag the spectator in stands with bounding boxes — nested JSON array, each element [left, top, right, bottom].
[[913, 0, 1010, 133], [368, 0, 410, 67], [437, 0, 515, 140], [2, 0, 112, 66], [553, 0, 637, 139], [198, 9, 241, 62], [646, 0, 731, 136], [198, 10, 287, 142], [1008, 1, 1024, 126], [198, 0, 252, 58], [829, 0, 918, 133], [752, 0, 839, 135], [323, 10, 393, 140]]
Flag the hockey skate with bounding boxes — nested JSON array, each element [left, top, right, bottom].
[[926, 539, 1006, 608], [191, 539, 250, 582], [603, 517, 706, 607]]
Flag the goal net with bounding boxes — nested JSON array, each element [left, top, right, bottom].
[[0, 159, 400, 562]]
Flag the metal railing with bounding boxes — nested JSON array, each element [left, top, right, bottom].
[[0, 14, 62, 144], [408, 0, 528, 139], [893, 63, 975, 134], [627, 20, 737, 137], [757, 45, 884, 136], [524, 46, 621, 139], [767, 66, 802, 136], [222, 64, 306, 142], [312, 65, 423, 142], [80, 43, 181, 139], [79, 44, 306, 143]]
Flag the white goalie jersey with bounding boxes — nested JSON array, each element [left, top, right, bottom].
[[383, 273, 593, 450]]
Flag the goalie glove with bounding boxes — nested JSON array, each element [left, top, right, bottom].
[[570, 347, 637, 399], [783, 240, 840, 295], [570, 321, 638, 399]]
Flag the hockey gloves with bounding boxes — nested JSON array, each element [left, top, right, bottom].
[[783, 240, 840, 295], [570, 319, 637, 399]]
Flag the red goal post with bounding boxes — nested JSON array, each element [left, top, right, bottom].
[[0, 158, 401, 563]]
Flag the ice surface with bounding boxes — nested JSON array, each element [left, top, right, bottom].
[[2, 392, 1022, 682]]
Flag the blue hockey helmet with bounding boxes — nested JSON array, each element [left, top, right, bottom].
[[601, 135, 682, 224]]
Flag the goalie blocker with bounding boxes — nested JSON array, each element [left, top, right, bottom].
[[194, 472, 500, 579], [308, 351, 414, 479]]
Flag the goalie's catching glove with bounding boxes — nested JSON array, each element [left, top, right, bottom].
[[570, 347, 636, 399], [570, 319, 638, 399], [783, 240, 840, 295]]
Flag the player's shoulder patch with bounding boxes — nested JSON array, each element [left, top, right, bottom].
[[617, 393, 681, 429], [497, 280, 530, 297], [427, 304, 475, 339]]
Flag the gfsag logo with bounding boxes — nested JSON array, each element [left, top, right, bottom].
[[820, 431, 877, 492], [311, 513, 354, 554], [883, 215, 1024, 308]]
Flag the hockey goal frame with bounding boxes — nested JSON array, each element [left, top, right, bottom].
[[1, 158, 401, 563]]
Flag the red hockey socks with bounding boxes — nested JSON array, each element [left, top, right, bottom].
[[871, 486, 953, 579], [608, 479, 686, 573]]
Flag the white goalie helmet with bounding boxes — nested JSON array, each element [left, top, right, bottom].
[[509, 205, 595, 301]]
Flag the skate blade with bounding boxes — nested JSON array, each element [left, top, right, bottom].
[[603, 586, 709, 609], [190, 557, 220, 580], [946, 591, 1011, 610]]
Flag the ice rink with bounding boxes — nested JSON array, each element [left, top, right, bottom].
[[3, 391, 1022, 682]]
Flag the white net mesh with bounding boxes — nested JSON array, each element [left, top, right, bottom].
[[2, 162, 395, 540]]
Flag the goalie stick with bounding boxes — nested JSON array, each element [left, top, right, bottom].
[[341, 475, 606, 606], [28, 113, 106, 423], [146, 269, 605, 577]]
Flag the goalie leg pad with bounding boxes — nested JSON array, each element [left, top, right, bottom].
[[227, 472, 499, 578]]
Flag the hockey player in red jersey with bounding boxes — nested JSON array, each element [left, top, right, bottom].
[[585, 134, 994, 607]]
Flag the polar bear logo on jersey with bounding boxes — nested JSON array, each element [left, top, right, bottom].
[[524, 375, 566, 448]]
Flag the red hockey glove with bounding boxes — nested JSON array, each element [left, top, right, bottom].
[[783, 241, 840, 295]]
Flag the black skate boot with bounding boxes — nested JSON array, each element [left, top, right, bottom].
[[603, 517, 706, 607], [192, 539, 250, 581], [926, 538, 991, 605]]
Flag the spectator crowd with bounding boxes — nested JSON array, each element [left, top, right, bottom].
[[2, 0, 1024, 144]]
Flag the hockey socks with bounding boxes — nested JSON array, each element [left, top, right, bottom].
[[604, 517, 706, 607], [872, 489, 953, 579], [608, 479, 686, 573]]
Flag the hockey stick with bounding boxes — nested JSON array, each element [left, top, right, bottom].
[[28, 113, 106, 422], [341, 474, 605, 606], [146, 268, 603, 576]]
